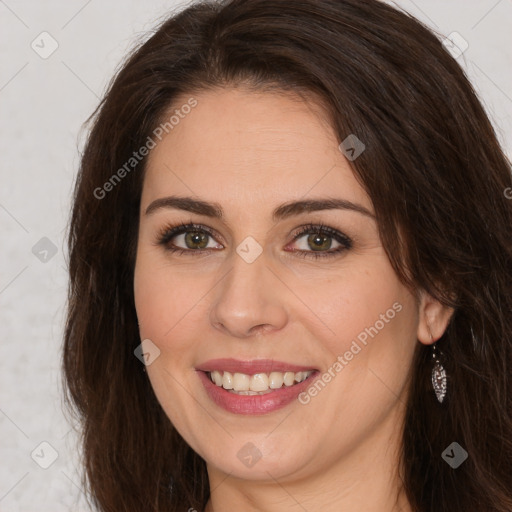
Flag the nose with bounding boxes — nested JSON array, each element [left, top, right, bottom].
[[209, 249, 288, 339]]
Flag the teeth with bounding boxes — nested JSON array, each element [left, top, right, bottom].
[[208, 369, 313, 393], [212, 370, 223, 386], [294, 371, 305, 383], [269, 372, 284, 389], [283, 372, 295, 386], [233, 373, 250, 391], [222, 371, 233, 390], [250, 373, 269, 392]]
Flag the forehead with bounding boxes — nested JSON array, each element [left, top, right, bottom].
[[142, 87, 371, 214]]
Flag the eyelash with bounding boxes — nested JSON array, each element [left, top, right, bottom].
[[154, 221, 353, 259]]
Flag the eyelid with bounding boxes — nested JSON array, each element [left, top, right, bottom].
[[290, 223, 352, 245], [155, 221, 224, 247]]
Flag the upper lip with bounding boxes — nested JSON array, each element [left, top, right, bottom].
[[196, 358, 317, 374]]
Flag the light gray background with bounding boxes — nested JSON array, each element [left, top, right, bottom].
[[1, 1, 511, 510]]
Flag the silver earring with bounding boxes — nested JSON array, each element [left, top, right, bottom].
[[431, 339, 447, 403]]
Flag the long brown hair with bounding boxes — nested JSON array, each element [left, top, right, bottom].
[[63, 0, 512, 510]]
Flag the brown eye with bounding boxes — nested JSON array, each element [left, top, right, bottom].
[[156, 223, 223, 254], [306, 233, 334, 251], [288, 224, 352, 259], [183, 231, 210, 249]]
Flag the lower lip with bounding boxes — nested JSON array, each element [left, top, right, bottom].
[[197, 370, 318, 415]]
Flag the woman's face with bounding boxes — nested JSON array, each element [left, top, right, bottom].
[[133, 87, 443, 483]]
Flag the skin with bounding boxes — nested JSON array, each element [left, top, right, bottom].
[[133, 87, 454, 512]]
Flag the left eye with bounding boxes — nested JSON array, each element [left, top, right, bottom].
[[286, 224, 352, 258], [292, 232, 341, 252]]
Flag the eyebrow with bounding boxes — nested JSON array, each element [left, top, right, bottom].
[[144, 195, 375, 221]]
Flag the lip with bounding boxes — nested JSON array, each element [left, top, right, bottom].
[[196, 359, 319, 415], [196, 358, 317, 374]]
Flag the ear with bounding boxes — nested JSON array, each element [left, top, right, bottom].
[[416, 289, 455, 345]]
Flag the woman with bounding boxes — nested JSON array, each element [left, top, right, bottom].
[[63, 0, 512, 510]]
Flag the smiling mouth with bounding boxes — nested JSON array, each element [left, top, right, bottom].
[[207, 370, 315, 395]]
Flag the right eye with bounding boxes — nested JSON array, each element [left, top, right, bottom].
[[156, 222, 224, 255]]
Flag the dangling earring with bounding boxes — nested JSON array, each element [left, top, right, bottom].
[[430, 330, 447, 403]]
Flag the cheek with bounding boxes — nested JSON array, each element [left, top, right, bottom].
[[134, 261, 169, 339], [133, 255, 204, 424], [133, 253, 216, 382], [297, 257, 418, 413], [134, 253, 198, 340], [293, 258, 409, 353]]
